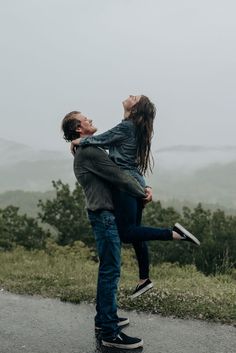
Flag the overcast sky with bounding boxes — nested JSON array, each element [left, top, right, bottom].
[[0, 0, 235, 152]]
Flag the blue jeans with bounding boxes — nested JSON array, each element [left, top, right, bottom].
[[122, 168, 146, 188], [87, 210, 121, 340]]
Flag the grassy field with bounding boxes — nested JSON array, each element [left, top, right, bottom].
[[0, 241, 235, 325]]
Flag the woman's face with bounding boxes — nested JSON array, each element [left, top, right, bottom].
[[122, 95, 141, 111]]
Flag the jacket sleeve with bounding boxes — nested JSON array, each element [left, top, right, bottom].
[[79, 122, 128, 147], [83, 147, 146, 198]]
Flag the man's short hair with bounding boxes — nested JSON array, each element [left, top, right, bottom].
[[61, 111, 81, 142]]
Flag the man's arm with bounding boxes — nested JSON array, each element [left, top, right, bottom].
[[81, 146, 146, 199]]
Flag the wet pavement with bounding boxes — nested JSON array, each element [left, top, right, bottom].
[[0, 290, 235, 353]]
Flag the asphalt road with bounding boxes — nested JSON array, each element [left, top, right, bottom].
[[0, 290, 235, 353]]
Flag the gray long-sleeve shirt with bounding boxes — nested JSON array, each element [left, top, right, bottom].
[[73, 145, 146, 211]]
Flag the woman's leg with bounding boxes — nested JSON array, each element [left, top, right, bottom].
[[132, 240, 149, 280], [114, 191, 173, 244], [131, 199, 149, 280]]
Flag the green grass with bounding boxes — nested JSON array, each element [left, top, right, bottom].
[[0, 241, 235, 325]]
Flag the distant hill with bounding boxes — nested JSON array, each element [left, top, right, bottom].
[[157, 145, 236, 153], [0, 137, 75, 191], [0, 190, 56, 217], [0, 189, 235, 219], [0, 137, 68, 166], [0, 138, 235, 209], [155, 144, 236, 170], [0, 159, 75, 192], [148, 161, 236, 210]]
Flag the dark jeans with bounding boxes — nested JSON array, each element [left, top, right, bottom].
[[113, 191, 173, 275], [88, 210, 121, 340], [130, 197, 150, 279], [122, 170, 150, 279]]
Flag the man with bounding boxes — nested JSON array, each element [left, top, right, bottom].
[[61, 111, 148, 349]]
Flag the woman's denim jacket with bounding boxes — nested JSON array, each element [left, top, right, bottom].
[[79, 119, 146, 187]]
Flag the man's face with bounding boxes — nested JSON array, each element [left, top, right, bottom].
[[75, 113, 97, 136], [122, 95, 141, 111]]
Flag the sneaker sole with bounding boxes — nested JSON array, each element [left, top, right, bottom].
[[118, 318, 130, 327], [102, 339, 144, 349], [130, 282, 153, 299], [175, 223, 200, 246]]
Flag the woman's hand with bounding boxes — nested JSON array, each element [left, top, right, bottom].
[[143, 186, 153, 207], [70, 138, 82, 156]]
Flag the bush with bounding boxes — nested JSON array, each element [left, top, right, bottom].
[[0, 206, 49, 251], [38, 180, 93, 246], [143, 202, 236, 274]]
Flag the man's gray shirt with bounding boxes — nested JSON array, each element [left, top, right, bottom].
[[73, 146, 146, 212]]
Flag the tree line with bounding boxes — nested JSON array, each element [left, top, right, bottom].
[[0, 180, 235, 275]]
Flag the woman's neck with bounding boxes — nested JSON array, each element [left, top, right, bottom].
[[123, 110, 130, 119]]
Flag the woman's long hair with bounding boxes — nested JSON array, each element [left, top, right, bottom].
[[128, 95, 156, 175]]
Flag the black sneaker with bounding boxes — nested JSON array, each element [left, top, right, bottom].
[[95, 317, 129, 331], [102, 331, 143, 349], [130, 279, 153, 299], [117, 317, 129, 327], [173, 223, 200, 246]]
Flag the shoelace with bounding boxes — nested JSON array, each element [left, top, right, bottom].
[[114, 334, 123, 341]]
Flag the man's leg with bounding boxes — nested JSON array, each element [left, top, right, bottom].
[[88, 210, 121, 340]]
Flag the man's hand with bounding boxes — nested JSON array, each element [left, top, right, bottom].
[[70, 138, 82, 156], [143, 186, 153, 207]]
